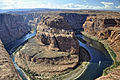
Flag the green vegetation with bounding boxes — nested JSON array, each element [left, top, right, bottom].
[[103, 45, 120, 75]]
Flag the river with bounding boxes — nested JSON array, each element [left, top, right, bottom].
[[5, 29, 113, 80], [76, 34, 113, 80]]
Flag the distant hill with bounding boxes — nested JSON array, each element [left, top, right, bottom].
[[0, 8, 120, 14], [0, 8, 71, 14], [0, 9, 33, 13]]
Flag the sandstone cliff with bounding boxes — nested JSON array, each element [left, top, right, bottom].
[[0, 14, 30, 45], [0, 40, 21, 80]]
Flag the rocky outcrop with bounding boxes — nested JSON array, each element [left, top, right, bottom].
[[15, 15, 82, 79], [37, 15, 79, 53], [0, 40, 21, 80], [0, 14, 30, 45]]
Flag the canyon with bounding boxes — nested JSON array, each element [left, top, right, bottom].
[[14, 14, 90, 79], [0, 10, 120, 80]]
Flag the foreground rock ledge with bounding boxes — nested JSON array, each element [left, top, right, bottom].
[[15, 15, 90, 79], [0, 40, 21, 80]]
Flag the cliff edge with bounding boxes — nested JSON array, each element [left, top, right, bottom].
[[0, 40, 21, 80]]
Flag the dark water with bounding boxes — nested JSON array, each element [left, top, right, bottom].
[[76, 34, 113, 80]]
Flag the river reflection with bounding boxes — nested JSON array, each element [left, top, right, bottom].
[[76, 34, 113, 80]]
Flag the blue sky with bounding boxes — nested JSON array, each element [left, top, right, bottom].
[[0, 0, 120, 10]]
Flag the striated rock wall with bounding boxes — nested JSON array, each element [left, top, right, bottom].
[[60, 13, 89, 33], [0, 40, 21, 80], [0, 14, 30, 45]]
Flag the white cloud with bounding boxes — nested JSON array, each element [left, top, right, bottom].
[[0, 0, 117, 10], [0, 0, 22, 9], [115, 5, 120, 8], [0, 0, 39, 9], [0, 0, 105, 10], [101, 2, 114, 8]]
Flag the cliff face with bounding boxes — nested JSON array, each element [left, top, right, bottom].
[[83, 15, 120, 38], [15, 15, 82, 79], [0, 14, 30, 45], [0, 40, 21, 80], [60, 13, 89, 32], [83, 14, 120, 80]]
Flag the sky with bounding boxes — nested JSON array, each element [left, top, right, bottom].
[[0, 0, 120, 10]]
